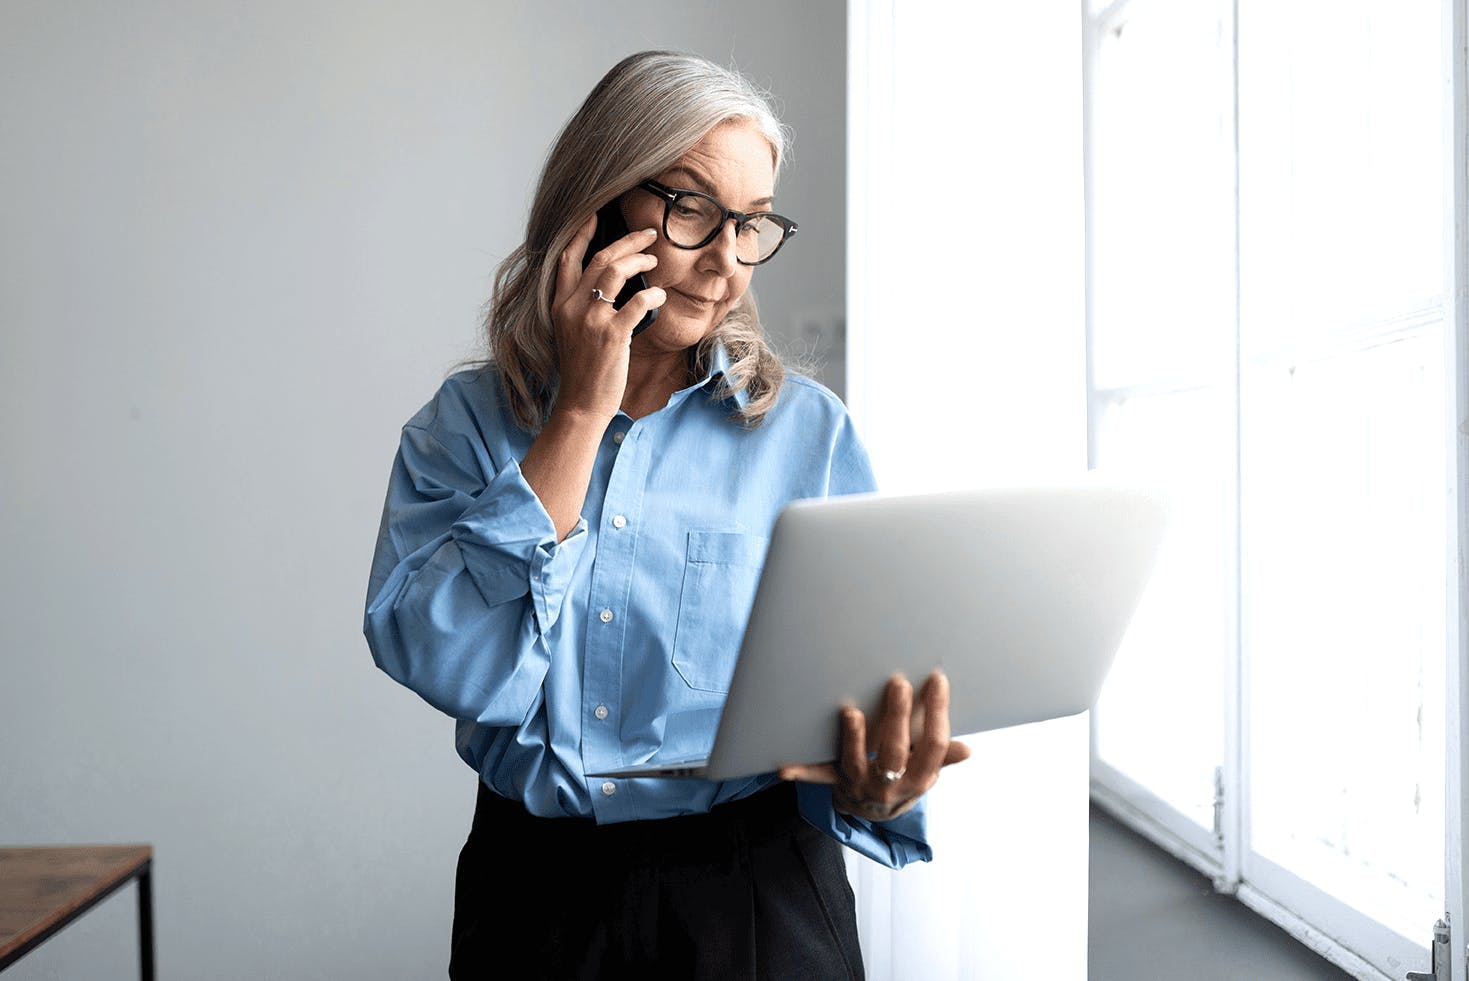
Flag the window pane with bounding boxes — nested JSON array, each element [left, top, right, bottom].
[[1091, 0, 1233, 391], [1089, 0, 1233, 833], [1242, 336, 1447, 941], [1238, 0, 1447, 944], [1238, 0, 1444, 355], [1093, 387, 1230, 831]]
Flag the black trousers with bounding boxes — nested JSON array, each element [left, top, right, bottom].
[[449, 780, 865, 980]]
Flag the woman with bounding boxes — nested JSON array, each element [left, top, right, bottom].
[[363, 50, 970, 980]]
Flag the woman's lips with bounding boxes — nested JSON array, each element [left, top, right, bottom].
[[673, 289, 721, 305]]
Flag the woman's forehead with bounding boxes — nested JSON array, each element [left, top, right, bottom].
[[665, 122, 776, 206]]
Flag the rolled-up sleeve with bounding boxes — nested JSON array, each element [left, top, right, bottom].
[[797, 784, 932, 868], [363, 424, 587, 725]]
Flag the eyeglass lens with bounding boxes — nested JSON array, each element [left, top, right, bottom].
[[664, 193, 787, 263]]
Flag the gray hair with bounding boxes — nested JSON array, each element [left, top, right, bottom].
[[468, 50, 793, 431]]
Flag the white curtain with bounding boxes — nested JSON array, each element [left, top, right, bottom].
[[845, 2, 1089, 977]]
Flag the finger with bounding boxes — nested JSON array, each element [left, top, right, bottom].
[[591, 251, 659, 305], [612, 285, 667, 332], [907, 670, 953, 784], [839, 706, 868, 787], [876, 674, 913, 781], [778, 762, 837, 784], [944, 740, 972, 766], [584, 226, 658, 277], [554, 214, 600, 307]]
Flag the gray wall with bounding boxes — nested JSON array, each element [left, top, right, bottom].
[[0, 3, 844, 977]]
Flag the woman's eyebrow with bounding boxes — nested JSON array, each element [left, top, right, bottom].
[[662, 166, 774, 210]]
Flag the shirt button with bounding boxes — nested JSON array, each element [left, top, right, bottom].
[[612, 431, 625, 445], [601, 781, 617, 797], [593, 704, 609, 720], [599, 608, 614, 623], [611, 515, 627, 529]]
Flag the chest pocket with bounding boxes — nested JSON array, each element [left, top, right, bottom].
[[671, 531, 769, 693]]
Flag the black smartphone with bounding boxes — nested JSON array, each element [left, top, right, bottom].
[[583, 199, 659, 336]]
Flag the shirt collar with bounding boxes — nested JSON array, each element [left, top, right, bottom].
[[694, 338, 752, 411]]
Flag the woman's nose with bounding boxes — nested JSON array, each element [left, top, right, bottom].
[[698, 219, 740, 276]]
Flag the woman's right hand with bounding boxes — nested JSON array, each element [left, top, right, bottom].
[[549, 214, 667, 422]]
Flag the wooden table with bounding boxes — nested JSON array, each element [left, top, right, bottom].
[[0, 845, 153, 978]]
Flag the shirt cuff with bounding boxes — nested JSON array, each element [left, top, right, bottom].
[[795, 781, 934, 869], [450, 458, 588, 629]]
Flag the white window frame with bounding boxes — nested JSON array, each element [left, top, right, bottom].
[[1083, 0, 1469, 978], [1447, 0, 1469, 971]]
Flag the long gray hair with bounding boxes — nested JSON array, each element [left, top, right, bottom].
[[469, 50, 792, 431]]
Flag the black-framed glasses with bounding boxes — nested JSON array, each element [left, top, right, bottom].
[[637, 179, 798, 266]]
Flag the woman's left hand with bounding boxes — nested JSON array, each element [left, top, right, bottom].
[[779, 670, 972, 823]]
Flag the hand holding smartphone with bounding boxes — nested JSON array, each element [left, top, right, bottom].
[[582, 199, 659, 336]]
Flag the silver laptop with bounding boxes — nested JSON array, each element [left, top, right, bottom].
[[590, 481, 1168, 782]]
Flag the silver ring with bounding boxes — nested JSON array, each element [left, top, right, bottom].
[[877, 766, 906, 784], [590, 288, 616, 304]]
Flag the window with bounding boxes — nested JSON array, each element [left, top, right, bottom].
[[1086, 0, 1468, 978]]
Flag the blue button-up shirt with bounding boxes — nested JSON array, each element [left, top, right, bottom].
[[363, 345, 930, 868]]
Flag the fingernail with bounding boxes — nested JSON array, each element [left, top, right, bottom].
[[642, 228, 658, 236]]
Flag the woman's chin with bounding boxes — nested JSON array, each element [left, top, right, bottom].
[[636, 308, 719, 351]]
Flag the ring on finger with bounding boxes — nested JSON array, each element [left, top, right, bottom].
[[876, 765, 906, 785], [590, 288, 616, 304]]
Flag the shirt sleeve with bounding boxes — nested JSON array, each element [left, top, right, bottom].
[[362, 423, 588, 725], [796, 783, 933, 868], [793, 403, 935, 868], [826, 409, 879, 498]]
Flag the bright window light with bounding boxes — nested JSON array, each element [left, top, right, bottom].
[[1238, 0, 1446, 942], [1090, 0, 1234, 834], [1089, 0, 1450, 970]]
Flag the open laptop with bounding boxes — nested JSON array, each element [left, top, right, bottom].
[[589, 481, 1168, 782]]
